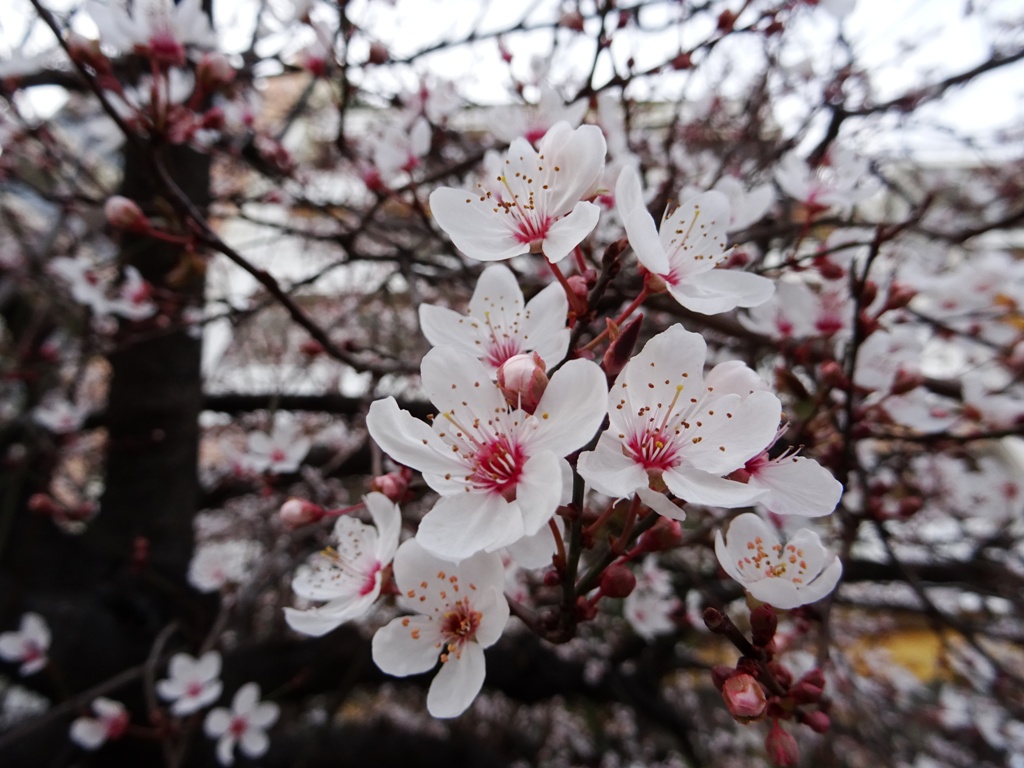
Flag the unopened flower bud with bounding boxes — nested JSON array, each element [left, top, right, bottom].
[[279, 498, 326, 528], [66, 32, 109, 73], [636, 515, 683, 553], [602, 314, 643, 379], [722, 673, 767, 721], [565, 275, 589, 309], [28, 493, 59, 516], [196, 52, 235, 88], [599, 562, 636, 598], [367, 41, 390, 65], [891, 368, 924, 395], [815, 257, 845, 281], [897, 495, 923, 519], [791, 669, 826, 703], [765, 721, 800, 767], [819, 360, 849, 390], [884, 281, 916, 310], [671, 51, 692, 70], [104, 196, 149, 232], [802, 710, 830, 733], [750, 604, 778, 647], [543, 568, 562, 587], [711, 665, 734, 691], [497, 353, 548, 413], [860, 279, 879, 307], [559, 10, 585, 31], [370, 468, 411, 502]]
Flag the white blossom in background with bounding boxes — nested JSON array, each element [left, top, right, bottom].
[[370, 115, 432, 183], [624, 557, 679, 641], [188, 539, 262, 593], [418, 264, 569, 375], [714, 513, 842, 609], [69, 698, 129, 750], [371, 539, 509, 718], [49, 257, 110, 315], [0, 612, 50, 676], [578, 325, 780, 509], [615, 165, 774, 314], [32, 396, 88, 435], [285, 493, 401, 637], [429, 121, 606, 263], [682, 174, 775, 232], [489, 85, 589, 145], [367, 347, 606, 559], [774, 147, 879, 216], [157, 651, 223, 716], [86, 0, 217, 63], [0, 677, 50, 730], [244, 420, 311, 474], [204, 683, 279, 766], [105, 266, 157, 321]]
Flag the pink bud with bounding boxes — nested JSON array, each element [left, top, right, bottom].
[[279, 498, 326, 528], [790, 668, 826, 703], [802, 710, 830, 733], [196, 52, 236, 88], [636, 516, 683, 553], [104, 196, 149, 232], [765, 721, 800, 767], [497, 353, 548, 414], [367, 41, 390, 65], [750, 604, 778, 647], [599, 563, 637, 598], [722, 674, 767, 721], [371, 469, 411, 503]]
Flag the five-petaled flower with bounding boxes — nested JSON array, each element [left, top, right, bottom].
[[419, 264, 570, 376], [714, 513, 842, 609], [70, 698, 129, 751], [203, 682, 279, 766], [371, 539, 509, 718], [367, 346, 605, 559], [616, 165, 774, 315], [0, 612, 50, 676], [578, 325, 780, 509], [285, 492, 401, 636], [429, 121, 606, 263], [157, 650, 223, 716], [86, 0, 216, 67]]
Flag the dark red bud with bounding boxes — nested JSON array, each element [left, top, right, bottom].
[[802, 710, 831, 733], [636, 516, 683, 553], [790, 669, 826, 703], [711, 665, 734, 691], [750, 604, 778, 647], [602, 314, 643, 378], [599, 562, 637, 598], [765, 721, 800, 767]]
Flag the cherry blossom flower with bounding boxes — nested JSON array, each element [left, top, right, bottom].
[[49, 257, 110, 316], [366, 347, 606, 559], [0, 612, 50, 676], [204, 683, 279, 766], [370, 115, 432, 183], [775, 147, 879, 217], [106, 266, 157, 321], [418, 264, 570, 375], [714, 513, 842, 609], [624, 556, 679, 641], [616, 165, 774, 314], [429, 121, 606, 263], [488, 85, 589, 145], [371, 539, 509, 718], [32, 396, 88, 435], [244, 420, 311, 474], [157, 651, 223, 716], [284, 493, 401, 637], [578, 325, 780, 508], [86, 0, 216, 66], [69, 698, 129, 750], [188, 540, 262, 593], [682, 174, 775, 232]]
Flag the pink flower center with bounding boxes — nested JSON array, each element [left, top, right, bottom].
[[186, 681, 204, 698], [439, 597, 482, 660], [626, 428, 680, 475], [484, 335, 522, 369], [471, 437, 525, 499], [106, 711, 129, 740], [229, 716, 248, 738], [270, 449, 286, 463], [22, 642, 42, 663], [512, 214, 552, 248], [359, 562, 382, 596]]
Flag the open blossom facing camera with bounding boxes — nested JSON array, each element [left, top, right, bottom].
[[715, 513, 842, 609], [371, 540, 509, 718], [285, 493, 401, 637], [367, 346, 606, 559], [203, 683, 279, 766], [86, 0, 216, 65], [616, 165, 774, 315], [244, 420, 311, 474], [0, 612, 50, 676], [419, 264, 570, 375], [157, 651, 223, 716], [578, 325, 780, 508], [429, 121, 606, 263], [69, 698, 129, 750]]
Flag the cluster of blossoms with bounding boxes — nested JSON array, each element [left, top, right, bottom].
[[280, 120, 846, 735]]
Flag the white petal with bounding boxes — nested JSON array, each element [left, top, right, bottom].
[[472, 586, 510, 648], [539, 123, 607, 215], [751, 456, 843, 518], [239, 728, 269, 759], [232, 683, 260, 715], [665, 467, 768, 508], [512, 453, 564, 537], [420, 346, 507, 416], [577, 433, 650, 499], [542, 201, 600, 263], [283, 593, 375, 636], [365, 492, 402, 563], [426, 643, 486, 718], [196, 651, 221, 682], [366, 397, 463, 479], [530, 359, 607, 456], [683, 391, 781, 475], [204, 708, 231, 737], [522, 282, 570, 367], [428, 187, 527, 262], [22, 613, 50, 648], [637, 486, 687, 521], [216, 734, 237, 766], [247, 701, 280, 730], [467, 264, 524, 319], [70, 717, 107, 750], [419, 304, 481, 356], [416, 493, 523, 561], [372, 615, 442, 676], [621, 325, 707, 406], [616, 165, 670, 274], [667, 269, 775, 315]]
